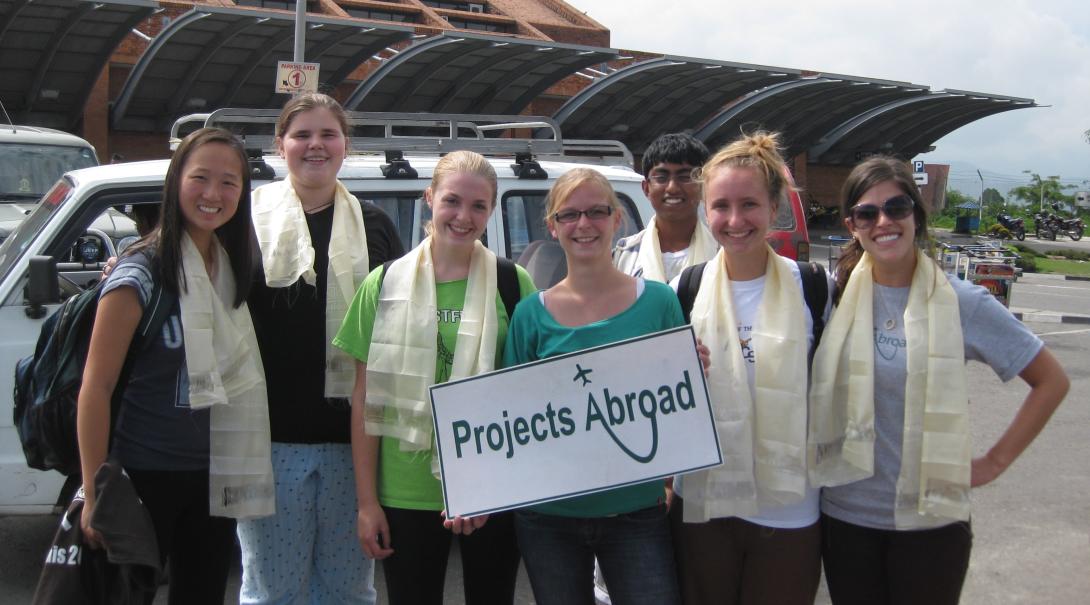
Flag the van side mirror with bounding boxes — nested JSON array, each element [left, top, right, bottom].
[[26, 255, 59, 318]]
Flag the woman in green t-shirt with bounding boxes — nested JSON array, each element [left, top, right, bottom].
[[502, 168, 684, 605], [333, 150, 535, 605]]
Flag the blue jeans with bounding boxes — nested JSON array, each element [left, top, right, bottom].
[[515, 505, 681, 605]]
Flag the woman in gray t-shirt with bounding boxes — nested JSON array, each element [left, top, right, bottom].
[[811, 156, 1069, 605]]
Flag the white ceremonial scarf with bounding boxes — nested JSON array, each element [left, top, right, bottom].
[[808, 250, 971, 529], [178, 233, 274, 519], [251, 178, 369, 398], [365, 238, 498, 469], [682, 247, 810, 523], [636, 217, 719, 283]]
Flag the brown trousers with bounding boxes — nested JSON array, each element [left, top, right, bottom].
[[669, 496, 822, 605]]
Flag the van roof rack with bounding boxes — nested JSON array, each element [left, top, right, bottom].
[[169, 109, 633, 167]]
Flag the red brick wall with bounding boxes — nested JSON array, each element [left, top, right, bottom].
[[805, 164, 853, 210]]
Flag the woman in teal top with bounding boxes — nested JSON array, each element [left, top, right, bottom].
[[503, 168, 683, 605], [333, 150, 535, 605]]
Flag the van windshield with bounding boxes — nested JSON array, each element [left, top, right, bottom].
[[0, 144, 98, 200]]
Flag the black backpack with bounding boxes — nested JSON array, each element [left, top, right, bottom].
[[13, 276, 174, 476], [380, 256, 522, 320], [676, 260, 829, 354]]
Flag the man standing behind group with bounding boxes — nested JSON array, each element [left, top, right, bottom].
[[613, 133, 717, 282]]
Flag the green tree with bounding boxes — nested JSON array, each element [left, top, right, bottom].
[[1009, 173, 1074, 211], [982, 188, 1004, 205]]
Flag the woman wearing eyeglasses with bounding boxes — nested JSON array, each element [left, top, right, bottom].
[[809, 156, 1069, 605], [504, 168, 685, 605]]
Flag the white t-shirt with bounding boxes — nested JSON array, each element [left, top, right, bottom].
[[672, 262, 828, 529]]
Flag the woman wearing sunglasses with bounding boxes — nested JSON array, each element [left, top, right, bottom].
[[504, 168, 685, 605], [810, 156, 1069, 605]]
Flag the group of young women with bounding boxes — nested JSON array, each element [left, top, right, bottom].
[[74, 89, 1068, 605]]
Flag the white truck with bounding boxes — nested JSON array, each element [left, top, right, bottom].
[[0, 110, 651, 513]]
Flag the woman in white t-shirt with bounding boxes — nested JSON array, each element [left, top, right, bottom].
[[670, 132, 828, 605]]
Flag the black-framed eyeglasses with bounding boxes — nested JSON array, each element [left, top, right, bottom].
[[647, 169, 696, 186], [848, 195, 915, 229], [553, 205, 614, 224]]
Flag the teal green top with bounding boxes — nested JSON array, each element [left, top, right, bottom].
[[502, 279, 685, 517], [334, 262, 537, 511]]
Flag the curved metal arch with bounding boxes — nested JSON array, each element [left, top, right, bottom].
[[897, 100, 1033, 157], [165, 15, 269, 117], [563, 60, 696, 138], [841, 96, 969, 153], [807, 93, 959, 161], [344, 34, 462, 110], [551, 57, 683, 128], [774, 84, 924, 150], [0, 0, 32, 41], [624, 68, 794, 150], [432, 43, 551, 113], [326, 28, 409, 85], [25, 1, 95, 108], [219, 27, 295, 107], [493, 49, 615, 116], [694, 78, 832, 142], [384, 37, 493, 111], [111, 9, 214, 128]]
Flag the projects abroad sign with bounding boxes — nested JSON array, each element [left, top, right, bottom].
[[430, 326, 722, 517]]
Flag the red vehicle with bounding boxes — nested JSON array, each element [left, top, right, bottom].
[[766, 168, 811, 261]]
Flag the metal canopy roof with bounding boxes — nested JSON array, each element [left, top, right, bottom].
[[344, 31, 617, 115], [693, 75, 930, 158], [111, 5, 413, 132], [0, 0, 157, 130], [549, 56, 802, 154], [809, 89, 1037, 164]]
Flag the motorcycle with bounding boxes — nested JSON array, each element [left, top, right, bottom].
[[1050, 203, 1084, 241], [1034, 210, 1058, 241], [996, 213, 1025, 241]]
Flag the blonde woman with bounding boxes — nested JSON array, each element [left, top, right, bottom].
[[333, 150, 535, 605], [670, 132, 829, 605], [810, 156, 1068, 605], [504, 168, 684, 605]]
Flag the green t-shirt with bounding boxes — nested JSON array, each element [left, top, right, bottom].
[[333, 262, 537, 510], [502, 279, 685, 517]]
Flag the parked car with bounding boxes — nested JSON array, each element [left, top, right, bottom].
[[0, 125, 99, 243], [0, 111, 654, 512]]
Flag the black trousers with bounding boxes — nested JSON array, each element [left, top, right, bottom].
[[380, 506, 520, 605], [821, 513, 972, 605], [126, 468, 237, 605]]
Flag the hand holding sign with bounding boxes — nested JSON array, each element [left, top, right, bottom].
[[430, 326, 721, 518]]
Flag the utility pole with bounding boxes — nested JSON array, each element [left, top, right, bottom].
[[294, 0, 306, 64], [977, 169, 984, 227]]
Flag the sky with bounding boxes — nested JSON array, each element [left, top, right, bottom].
[[579, 0, 1090, 199]]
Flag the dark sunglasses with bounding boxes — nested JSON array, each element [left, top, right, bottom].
[[848, 195, 915, 229]]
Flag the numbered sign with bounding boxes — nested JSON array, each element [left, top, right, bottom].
[[276, 61, 320, 94]]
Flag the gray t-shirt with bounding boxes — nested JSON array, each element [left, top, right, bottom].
[[101, 251, 209, 471], [821, 276, 1042, 530]]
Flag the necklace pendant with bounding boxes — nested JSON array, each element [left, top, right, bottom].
[[884, 318, 896, 331]]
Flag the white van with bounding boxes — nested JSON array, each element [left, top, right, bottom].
[[0, 125, 99, 243], [0, 111, 651, 513]]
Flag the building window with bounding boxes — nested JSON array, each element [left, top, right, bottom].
[[343, 7, 418, 22], [235, 0, 302, 10], [423, 1, 487, 13], [443, 16, 508, 33]]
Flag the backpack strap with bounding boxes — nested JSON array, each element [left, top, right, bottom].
[[380, 256, 520, 320], [496, 257, 520, 321], [796, 260, 828, 355], [676, 261, 708, 324]]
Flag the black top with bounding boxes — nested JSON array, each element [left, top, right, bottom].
[[248, 201, 404, 444]]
